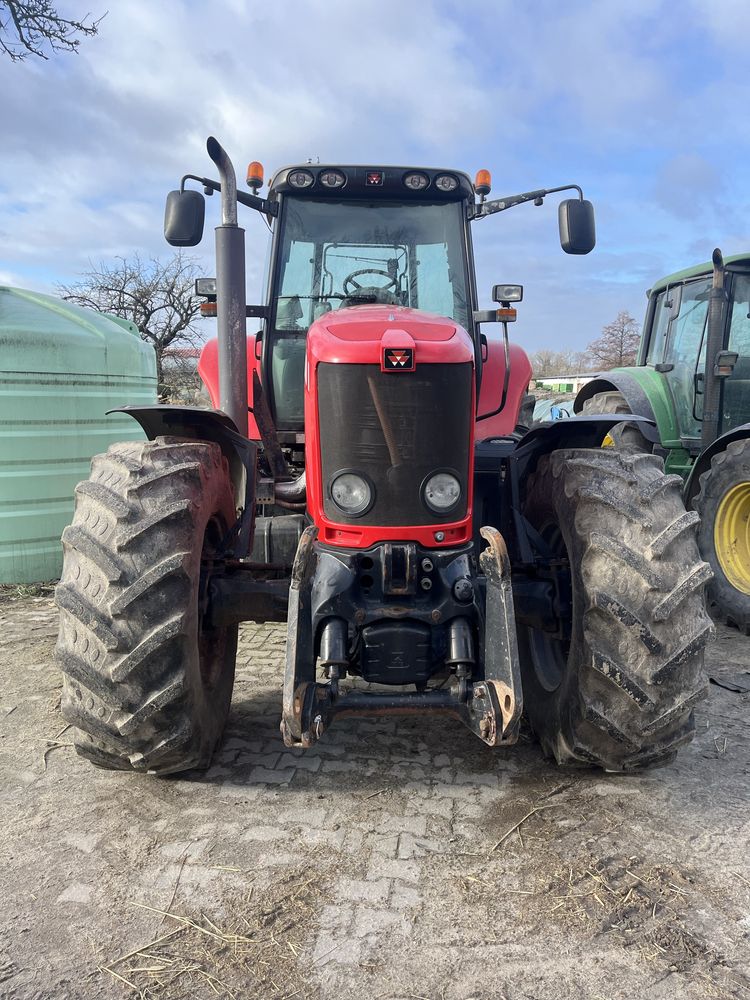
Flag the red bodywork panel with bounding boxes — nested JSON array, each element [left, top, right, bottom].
[[476, 337, 533, 440], [198, 310, 533, 549], [198, 325, 532, 445], [198, 335, 262, 440], [306, 306, 475, 549]]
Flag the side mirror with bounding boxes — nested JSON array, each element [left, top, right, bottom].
[[164, 189, 205, 247], [558, 199, 596, 254]]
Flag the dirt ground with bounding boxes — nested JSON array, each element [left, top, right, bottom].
[[0, 589, 748, 1000]]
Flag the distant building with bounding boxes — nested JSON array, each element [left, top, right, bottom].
[[533, 374, 594, 394]]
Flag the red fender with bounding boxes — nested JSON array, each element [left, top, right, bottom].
[[198, 335, 262, 440], [475, 338, 532, 439]]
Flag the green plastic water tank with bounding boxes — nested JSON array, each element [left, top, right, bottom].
[[0, 286, 157, 583]]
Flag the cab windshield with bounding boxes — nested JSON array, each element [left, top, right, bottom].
[[269, 198, 471, 428]]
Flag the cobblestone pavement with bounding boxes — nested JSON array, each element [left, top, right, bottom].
[[0, 592, 749, 999]]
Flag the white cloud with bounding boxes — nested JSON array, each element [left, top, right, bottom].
[[0, 0, 747, 351]]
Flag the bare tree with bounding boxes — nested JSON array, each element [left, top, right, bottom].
[[58, 253, 205, 396], [530, 349, 578, 378], [586, 310, 641, 369], [0, 1, 103, 61]]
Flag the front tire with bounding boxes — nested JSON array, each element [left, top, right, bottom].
[[694, 438, 750, 634], [55, 437, 238, 775], [518, 448, 712, 771]]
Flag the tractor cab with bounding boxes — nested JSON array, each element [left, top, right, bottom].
[[262, 165, 477, 432], [639, 254, 750, 445], [190, 161, 594, 446]]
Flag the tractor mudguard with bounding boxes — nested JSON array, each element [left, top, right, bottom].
[[476, 340, 533, 439], [683, 421, 750, 505], [573, 370, 657, 421], [514, 412, 658, 468], [110, 404, 258, 557]]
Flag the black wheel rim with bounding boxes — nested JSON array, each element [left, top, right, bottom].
[[526, 521, 572, 693], [198, 516, 228, 690]]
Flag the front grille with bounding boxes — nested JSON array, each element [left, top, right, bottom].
[[317, 362, 472, 525]]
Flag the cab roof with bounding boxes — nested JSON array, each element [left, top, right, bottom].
[[650, 251, 750, 295], [268, 164, 476, 202]]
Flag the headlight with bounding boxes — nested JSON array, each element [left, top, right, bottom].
[[403, 171, 429, 191], [423, 472, 461, 513], [435, 173, 458, 193], [330, 472, 373, 515], [288, 169, 314, 188], [320, 169, 346, 188]]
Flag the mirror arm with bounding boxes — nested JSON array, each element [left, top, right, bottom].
[[471, 183, 583, 220], [180, 174, 279, 218]]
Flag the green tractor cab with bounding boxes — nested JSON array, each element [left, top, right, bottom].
[[575, 249, 750, 632]]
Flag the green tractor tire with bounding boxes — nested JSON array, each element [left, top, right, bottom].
[[581, 390, 652, 452], [694, 438, 750, 635]]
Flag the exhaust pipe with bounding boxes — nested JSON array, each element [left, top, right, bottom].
[[207, 137, 249, 438], [275, 470, 306, 504], [701, 248, 728, 450]]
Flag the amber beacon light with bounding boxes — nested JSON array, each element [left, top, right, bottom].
[[474, 169, 492, 198], [246, 161, 264, 192]]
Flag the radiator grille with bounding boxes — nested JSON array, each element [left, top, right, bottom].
[[317, 363, 472, 526]]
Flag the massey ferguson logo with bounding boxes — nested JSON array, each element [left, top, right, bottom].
[[383, 347, 415, 371]]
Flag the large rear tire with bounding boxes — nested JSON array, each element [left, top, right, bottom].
[[518, 448, 712, 771], [694, 438, 750, 634], [55, 437, 238, 775], [581, 390, 651, 452]]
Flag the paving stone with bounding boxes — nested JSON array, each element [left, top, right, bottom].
[[375, 814, 428, 837], [368, 832, 400, 858], [321, 758, 362, 774], [397, 833, 444, 859], [336, 878, 391, 903], [241, 825, 288, 842], [304, 827, 347, 850], [368, 858, 420, 884], [352, 907, 409, 938], [312, 929, 363, 966], [390, 883, 422, 909], [278, 752, 322, 772], [248, 765, 296, 784], [319, 903, 353, 930], [277, 806, 328, 827]]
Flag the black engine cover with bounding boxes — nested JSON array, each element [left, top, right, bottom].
[[360, 620, 432, 686]]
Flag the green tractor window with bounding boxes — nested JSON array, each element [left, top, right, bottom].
[[663, 277, 711, 440], [646, 287, 671, 365], [723, 274, 750, 431]]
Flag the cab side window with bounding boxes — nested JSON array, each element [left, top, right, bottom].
[[722, 274, 750, 431], [662, 278, 711, 439], [646, 289, 670, 365]]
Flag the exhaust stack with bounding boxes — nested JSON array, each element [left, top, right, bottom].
[[207, 136, 249, 437]]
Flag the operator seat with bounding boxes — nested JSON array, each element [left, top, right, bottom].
[[340, 286, 400, 309]]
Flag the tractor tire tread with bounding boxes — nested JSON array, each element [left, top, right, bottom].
[[519, 447, 711, 771], [56, 437, 237, 775], [580, 391, 652, 452]]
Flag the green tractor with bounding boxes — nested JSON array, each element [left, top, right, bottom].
[[575, 249, 750, 633]]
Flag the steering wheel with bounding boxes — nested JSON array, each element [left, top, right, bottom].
[[343, 269, 399, 295]]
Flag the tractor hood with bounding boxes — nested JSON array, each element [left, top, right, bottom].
[[306, 305, 474, 369]]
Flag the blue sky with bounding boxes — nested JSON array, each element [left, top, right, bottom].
[[1, 0, 749, 353]]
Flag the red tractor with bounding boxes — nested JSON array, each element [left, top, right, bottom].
[[56, 139, 713, 775]]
